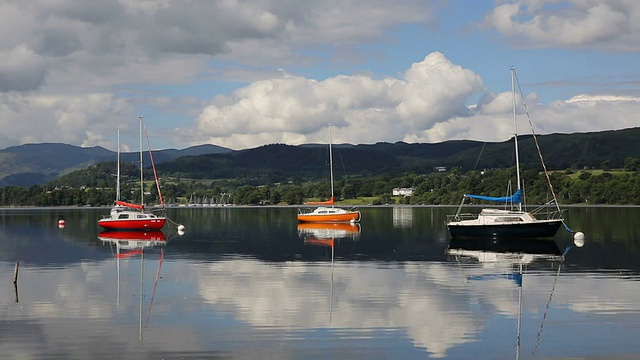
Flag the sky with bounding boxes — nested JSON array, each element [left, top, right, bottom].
[[1, 0, 639, 152]]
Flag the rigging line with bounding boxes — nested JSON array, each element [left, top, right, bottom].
[[142, 122, 183, 228], [330, 128, 351, 186], [142, 120, 165, 209], [145, 247, 165, 328], [336, 147, 349, 180], [460, 142, 487, 198], [513, 71, 562, 215], [531, 262, 562, 359], [165, 214, 179, 226], [473, 142, 486, 171]]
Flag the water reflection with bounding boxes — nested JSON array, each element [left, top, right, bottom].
[[1, 207, 640, 358], [98, 230, 169, 342], [298, 223, 343, 322], [393, 206, 413, 227], [298, 222, 361, 242], [448, 237, 563, 256], [447, 237, 567, 359]]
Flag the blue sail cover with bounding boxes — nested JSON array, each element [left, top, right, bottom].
[[464, 189, 522, 203]]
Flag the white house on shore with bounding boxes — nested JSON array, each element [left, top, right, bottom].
[[393, 187, 415, 197]]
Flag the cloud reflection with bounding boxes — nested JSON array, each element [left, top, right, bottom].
[[1, 256, 639, 358]]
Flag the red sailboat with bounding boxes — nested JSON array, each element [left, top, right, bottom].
[[98, 116, 167, 230]]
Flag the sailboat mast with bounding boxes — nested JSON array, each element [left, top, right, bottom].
[[511, 67, 522, 211], [329, 124, 335, 206], [116, 129, 120, 202], [139, 116, 144, 207]]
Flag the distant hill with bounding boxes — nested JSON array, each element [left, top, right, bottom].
[[0, 143, 231, 187], [156, 127, 640, 181], [3, 127, 640, 187]]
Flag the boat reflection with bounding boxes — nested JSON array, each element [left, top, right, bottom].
[[298, 223, 361, 322], [98, 230, 169, 342], [298, 222, 361, 243], [448, 236, 563, 258], [447, 237, 566, 359], [98, 230, 167, 257]]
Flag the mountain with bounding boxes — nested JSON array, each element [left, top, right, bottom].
[[3, 127, 640, 187], [0, 143, 231, 187], [156, 127, 640, 181]]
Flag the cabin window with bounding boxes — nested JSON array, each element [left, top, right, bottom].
[[137, 214, 147, 219], [118, 214, 129, 219], [495, 217, 522, 222]]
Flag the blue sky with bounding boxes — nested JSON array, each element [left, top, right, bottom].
[[0, 0, 638, 151]]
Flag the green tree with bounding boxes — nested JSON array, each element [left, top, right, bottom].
[[624, 157, 640, 171]]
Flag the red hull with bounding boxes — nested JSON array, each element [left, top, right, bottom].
[[98, 218, 166, 230]]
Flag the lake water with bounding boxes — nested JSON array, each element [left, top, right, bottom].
[[1, 206, 639, 359]]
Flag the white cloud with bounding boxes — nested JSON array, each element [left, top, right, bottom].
[[192, 50, 640, 149], [194, 52, 483, 148], [483, 0, 640, 50], [0, 93, 134, 148], [0, 0, 437, 150], [0, 45, 47, 92], [416, 89, 640, 144], [0, 1, 637, 151]]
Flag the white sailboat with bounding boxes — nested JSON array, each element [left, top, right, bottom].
[[446, 68, 564, 239]]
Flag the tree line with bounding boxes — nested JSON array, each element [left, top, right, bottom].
[[3, 158, 640, 207]]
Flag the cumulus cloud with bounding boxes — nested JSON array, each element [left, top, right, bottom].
[[0, 45, 47, 92], [0, 93, 134, 148], [0, 0, 435, 150], [194, 52, 483, 148], [482, 0, 640, 50], [0, 0, 637, 151], [192, 50, 640, 149]]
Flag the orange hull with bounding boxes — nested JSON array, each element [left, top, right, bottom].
[[297, 211, 360, 223]]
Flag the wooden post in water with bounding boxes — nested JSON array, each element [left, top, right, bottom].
[[13, 261, 19, 302], [13, 261, 19, 284]]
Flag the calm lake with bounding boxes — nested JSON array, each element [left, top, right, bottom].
[[0, 206, 639, 359]]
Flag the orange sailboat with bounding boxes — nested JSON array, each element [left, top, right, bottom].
[[297, 125, 361, 223]]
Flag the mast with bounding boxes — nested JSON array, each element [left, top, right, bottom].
[[139, 116, 144, 207], [511, 67, 522, 211], [116, 129, 120, 201], [329, 124, 335, 206]]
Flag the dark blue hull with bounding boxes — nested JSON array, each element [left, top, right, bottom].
[[448, 220, 562, 239]]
